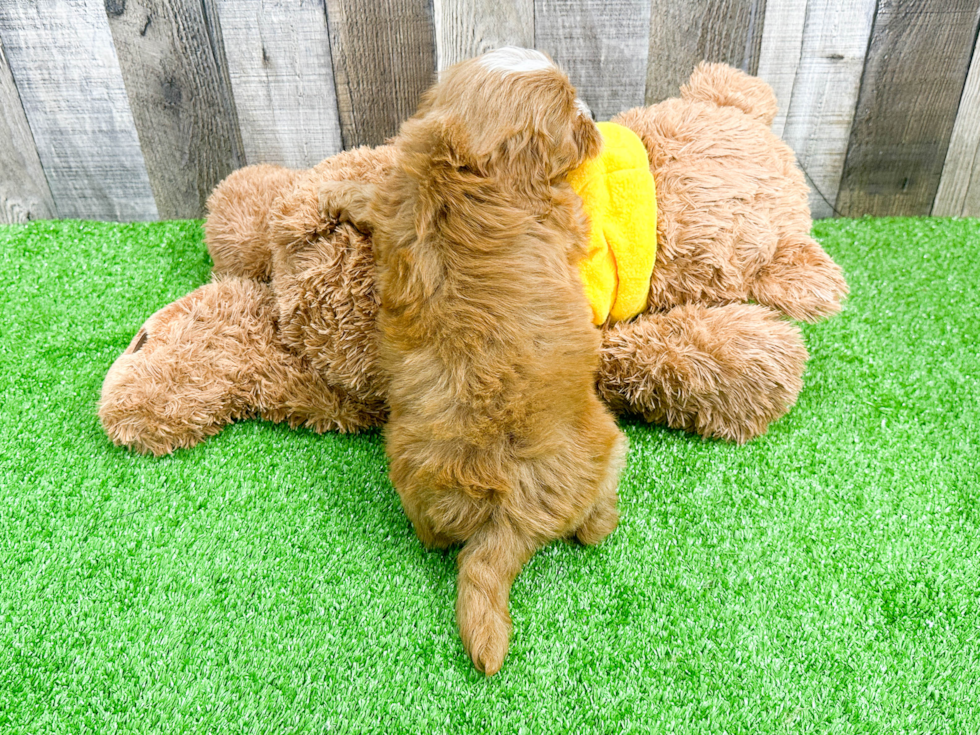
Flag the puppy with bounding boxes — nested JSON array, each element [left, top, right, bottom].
[[326, 47, 627, 675]]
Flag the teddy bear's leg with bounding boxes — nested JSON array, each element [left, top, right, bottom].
[[748, 234, 849, 323], [599, 303, 809, 442], [99, 280, 273, 455], [99, 278, 384, 455], [204, 164, 302, 281]]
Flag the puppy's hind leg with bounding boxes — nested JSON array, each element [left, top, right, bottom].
[[456, 515, 537, 675], [574, 432, 627, 545], [398, 490, 454, 549]]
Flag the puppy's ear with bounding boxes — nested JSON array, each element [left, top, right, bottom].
[[435, 114, 474, 168], [573, 113, 603, 163], [398, 112, 472, 174], [550, 112, 602, 178]]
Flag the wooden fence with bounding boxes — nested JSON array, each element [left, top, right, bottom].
[[1, 0, 979, 223]]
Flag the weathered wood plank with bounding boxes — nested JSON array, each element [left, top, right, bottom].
[[433, 0, 532, 71], [836, 0, 980, 217], [0, 0, 156, 221], [0, 36, 55, 223], [754, 0, 805, 139], [934, 30, 980, 217], [213, 0, 342, 168], [325, 0, 436, 148], [106, 0, 243, 219], [646, 0, 767, 105], [535, 0, 650, 121], [756, 0, 875, 218]]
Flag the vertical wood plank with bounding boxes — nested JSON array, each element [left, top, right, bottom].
[[433, 0, 533, 71], [934, 31, 980, 217], [756, 0, 875, 218], [0, 37, 55, 223], [325, 0, 436, 148], [535, 0, 651, 121], [0, 0, 157, 221], [106, 0, 244, 219], [213, 0, 343, 168], [646, 0, 767, 105], [754, 0, 806, 139], [836, 0, 980, 217]]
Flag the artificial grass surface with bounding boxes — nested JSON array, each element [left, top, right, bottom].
[[0, 216, 978, 733]]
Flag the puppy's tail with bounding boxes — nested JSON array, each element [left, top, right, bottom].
[[456, 514, 537, 675]]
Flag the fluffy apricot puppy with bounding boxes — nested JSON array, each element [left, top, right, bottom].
[[329, 48, 627, 675]]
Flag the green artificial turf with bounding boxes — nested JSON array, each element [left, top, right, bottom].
[[1, 217, 978, 733]]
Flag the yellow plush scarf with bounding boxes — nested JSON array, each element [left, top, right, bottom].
[[567, 122, 658, 325]]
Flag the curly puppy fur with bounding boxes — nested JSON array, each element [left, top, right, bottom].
[[353, 48, 627, 675]]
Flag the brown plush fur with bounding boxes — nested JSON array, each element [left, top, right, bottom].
[[98, 277, 385, 455], [332, 50, 625, 675], [100, 61, 847, 451]]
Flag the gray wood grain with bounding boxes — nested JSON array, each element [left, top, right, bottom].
[[756, 0, 875, 218], [535, 0, 650, 121], [836, 0, 980, 217], [325, 0, 436, 148], [0, 37, 55, 223], [106, 0, 243, 219], [934, 30, 980, 217], [755, 0, 806, 139], [646, 0, 767, 105], [433, 0, 532, 71], [0, 0, 156, 221], [213, 0, 342, 168]]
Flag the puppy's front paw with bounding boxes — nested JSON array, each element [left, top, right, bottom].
[[317, 181, 347, 225], [457, 599, 511, 676], [317, 180, 375, 234]]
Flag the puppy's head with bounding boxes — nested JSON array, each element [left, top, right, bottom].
[[404, 47, 601, 181]]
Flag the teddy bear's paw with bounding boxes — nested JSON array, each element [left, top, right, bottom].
[[750, 236, 849, 323]]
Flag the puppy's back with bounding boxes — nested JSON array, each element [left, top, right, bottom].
[[376, 128, 616, 522], [373, 47, 625, 675]]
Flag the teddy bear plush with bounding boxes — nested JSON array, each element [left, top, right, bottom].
[[99, 62, 847, 456]]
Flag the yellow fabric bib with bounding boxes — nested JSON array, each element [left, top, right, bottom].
[[567, 122, 657, 325]]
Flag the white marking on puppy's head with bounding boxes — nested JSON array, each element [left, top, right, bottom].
[[575, 98, 593, 120], [480, 47, 555, 75]]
